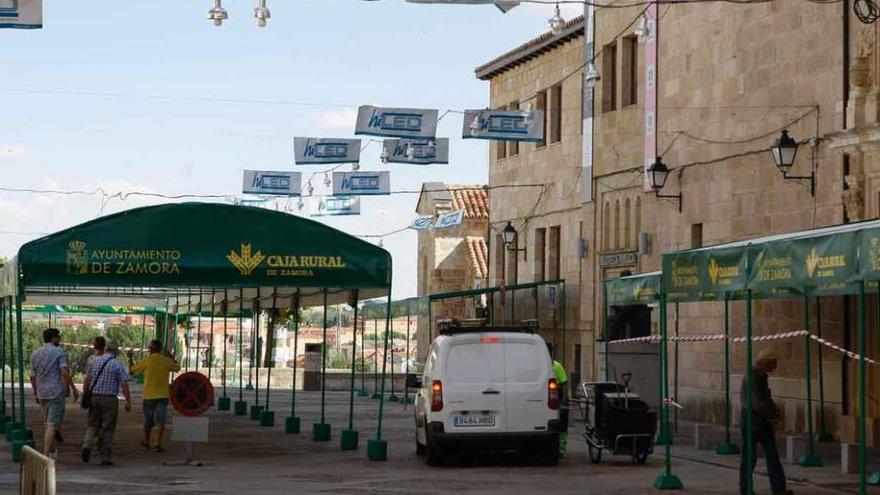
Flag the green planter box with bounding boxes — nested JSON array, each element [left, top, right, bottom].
[[341, 429, 359, 450], [259, 410, 275, 427], [11, 439, 35, 463], [367, 438, 387, 461], [285, 416, 301, 434], [250, 405, 264, 421], [217, 397, 231, 411], [234, 401, 248, 416], [312, 423, 331, 442]]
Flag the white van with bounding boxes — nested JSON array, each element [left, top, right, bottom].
[[410, 326, 560, 466]]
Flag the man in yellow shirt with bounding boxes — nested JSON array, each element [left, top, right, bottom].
[[128, 340, 180, 452]]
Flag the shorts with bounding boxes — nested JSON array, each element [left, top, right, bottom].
[[39, 396, 66, 428], [143, 399, 169, 429]]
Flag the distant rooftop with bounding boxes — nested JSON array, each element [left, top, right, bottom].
[[416, 183, 489, 219]]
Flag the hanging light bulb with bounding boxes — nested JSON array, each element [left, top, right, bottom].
[[306, 181, 314, 196], [406, 144, 416, 159], [254, 0, 271, 28], [634, 14, 649, 44], [522, 110, 533, 126], [469, 114, 482, 133], [548, 3, 565, 35], [207, 0, 229, 26], [323, 173, 332, 188], [380, 148, 389, 164], [378, 238, 384, 248], [584, 62, 601, 88], [352, 162, 360, 171]]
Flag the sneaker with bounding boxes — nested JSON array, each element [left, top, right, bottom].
[[81, 447, 91, 463], [100, 460, 114, 466]]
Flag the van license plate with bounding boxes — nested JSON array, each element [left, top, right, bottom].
[[453, 414, 495, 427]]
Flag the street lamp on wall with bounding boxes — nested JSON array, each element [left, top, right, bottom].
[[647, 156, 682, 212], [771, 129, 815, 197], [502, 222, 527, 256]]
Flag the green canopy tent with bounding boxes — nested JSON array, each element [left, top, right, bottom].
[[646, 218, 880, 493], [0, 202, 395, 461]]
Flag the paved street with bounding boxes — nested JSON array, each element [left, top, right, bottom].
[[0, 385, 871, 494]]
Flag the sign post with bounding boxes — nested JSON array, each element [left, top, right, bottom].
[[166, 372, 214, 466]]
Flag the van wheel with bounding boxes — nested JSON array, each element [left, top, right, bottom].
[[424, 431, 445, 466], [588, 443, 602, 464]]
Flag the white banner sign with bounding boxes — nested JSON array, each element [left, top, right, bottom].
[[410, 216, 434, 231], [242, 170, 302, 196], [435, 210, 465, 229], [293, 137, 361, 165], [332, 171, 391, 196], [355, 105, 439, 139], [463, 109, 544, 142], [312, 196, 361, 216], [0, 0, 42, 29], [382, 138, 449, 165]]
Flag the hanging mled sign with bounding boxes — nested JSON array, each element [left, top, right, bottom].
[[332, 171, 391, 196], [381, 138, 449, 165], [462, 109, 544, 142], [242, 170, 302, 196], [355, 105, 439, 139], [434, 210, 465, 229], [0, 0, 42, 29], [409, 216, 433, 231], [293, 137, 361, 165], [311, 196, 361, 216]]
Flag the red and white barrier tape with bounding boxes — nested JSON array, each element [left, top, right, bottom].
[[609, 329, 877, 367], [810, 334, 878, 366]]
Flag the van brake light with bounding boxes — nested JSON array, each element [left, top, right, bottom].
[[480, 337, 502, 343], [431, 380, 444, 412], [548, 379, 560, 410]]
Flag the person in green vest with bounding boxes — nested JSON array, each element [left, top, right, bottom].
[[547, 343, 568, 456]]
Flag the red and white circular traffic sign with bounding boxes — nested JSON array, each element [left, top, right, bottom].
[[170, 372, 215, 417]]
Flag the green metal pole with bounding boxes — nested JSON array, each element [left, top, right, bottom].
[[404, 311, 411, 408], [341, 290, 360, 449], [223, 290, 228, 398], [745, 290, 755, 495], [0, 299, 5, 417], [367, 287, 394, 461], [313, 289, 331, 441], [285, 291, 301, 434], [359, 304, 367, 396], [654, 292, 683, 489], [254, 291, 261, 412], [14, 296, 25, 430], [173, 293, 180, 370], [815, 297, 831, 442], [799, 289, 821, 466], [139, 313, 147, 360], [8, 297, 14, 423], [208, 290, 215, 380], [238, 289, 244, 403], [859, 281, 867, 495], [716, 296, 739, 455], [372, 319, 380, 399], [265, 292, 277, 413], [561, 282, 567, 372], [603, 281, 609, 381], [195, 291, 202, 373]]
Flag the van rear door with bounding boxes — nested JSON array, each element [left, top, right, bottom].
[[443, 335, 507, 433], [503, 337, 554, 433]]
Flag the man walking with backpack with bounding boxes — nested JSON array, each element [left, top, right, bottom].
[[82, 342, 132, 466]]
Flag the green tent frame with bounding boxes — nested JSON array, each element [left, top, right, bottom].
[[605, 218, 880, 493], [0, 202, 396, 461]]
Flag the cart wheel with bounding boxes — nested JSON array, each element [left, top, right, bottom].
[[633, 451, 649, 465], [588, 443, 602, 464]]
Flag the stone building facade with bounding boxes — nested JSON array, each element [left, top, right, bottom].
[[476, 0, 880, 442], [476, 20, 592, 386], [414, 183, 489, 360]]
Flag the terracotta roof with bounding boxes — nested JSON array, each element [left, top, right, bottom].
[[449, 185, 489, 219], [475, 15, 585, 80], [466, 237, 489, 280]]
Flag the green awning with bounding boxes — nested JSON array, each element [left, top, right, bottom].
[[605, 271, 660, 306], [662, 219, 880, 299], [0, 203, 392, 309]]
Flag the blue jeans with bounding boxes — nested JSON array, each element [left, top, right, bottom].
[[739, 412, 786, 495]]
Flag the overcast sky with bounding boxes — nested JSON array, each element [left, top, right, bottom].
[[0, 0, 581, 298]]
